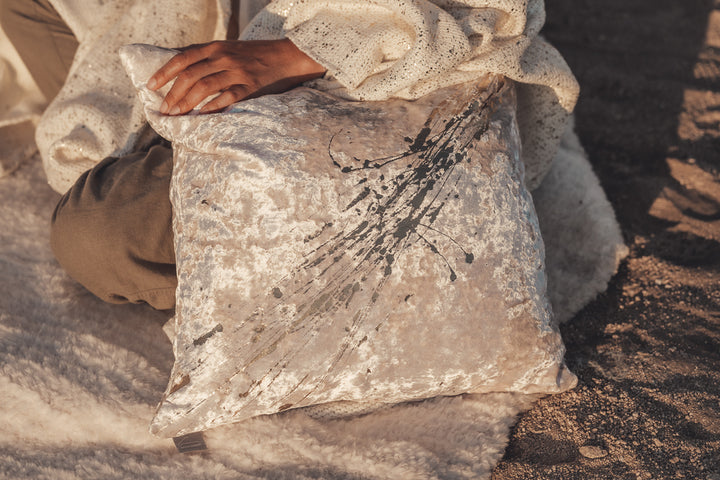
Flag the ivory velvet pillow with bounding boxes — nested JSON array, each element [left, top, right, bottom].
[[120, 44, 576, 438]]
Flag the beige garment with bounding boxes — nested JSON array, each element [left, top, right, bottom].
[[237, 0, 270, 32], [36, 0, 576, 194], [247, 0, 578, 189], [0, 6, 48, 176], [0, 0, 78, 102], [36, 0, 226, 194]]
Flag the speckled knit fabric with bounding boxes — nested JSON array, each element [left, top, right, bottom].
[[250, 0, 578, 188], [35, 0, 229, 193], [36, 0, 576, 193]]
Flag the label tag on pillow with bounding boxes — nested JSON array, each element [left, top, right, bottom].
[[173, 431, 207, 453]]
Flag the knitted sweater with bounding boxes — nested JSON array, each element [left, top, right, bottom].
[[36, 0, 577, 193]]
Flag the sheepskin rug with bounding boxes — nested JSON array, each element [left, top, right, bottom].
[[0, 145, 534, 477], [0, 116, 625, 479]]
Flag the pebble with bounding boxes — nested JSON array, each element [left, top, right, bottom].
[[579, 445, 608, 459]]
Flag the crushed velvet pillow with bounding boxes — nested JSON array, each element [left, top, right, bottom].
[[120, 44, 576, 438]]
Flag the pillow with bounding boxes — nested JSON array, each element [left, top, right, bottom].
[[120, 44, 576, 438]]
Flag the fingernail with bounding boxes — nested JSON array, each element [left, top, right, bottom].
[[147, 77, 157, 90], [168, 105, 181, 116], [160, 100, 169, 114]]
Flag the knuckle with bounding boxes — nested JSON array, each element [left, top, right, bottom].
[[215, 56, 233, 69], [175, 70, 192, 82], [162, 90, 178, 104], [225, 90, 241, 103], [175, 99, 191, 112], [229, 86, 248, 101], [246, 79, 261, 92], [196, 76, 216, 90], [228, 71, 249, 87], [174, 72, 195, 89], [208, 41, 224, 53], [170, 53, 189, 68]]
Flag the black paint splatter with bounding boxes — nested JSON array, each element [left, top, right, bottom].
[[224, 78, 507, 400], [193, 323, 224, 346]]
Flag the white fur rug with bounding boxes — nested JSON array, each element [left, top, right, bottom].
[[0, 121, 624, 480], [0, 147, 538, 479]]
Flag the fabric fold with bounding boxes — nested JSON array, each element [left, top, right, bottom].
[[31, 0, 578, 193], [243, 0, 579, 187]]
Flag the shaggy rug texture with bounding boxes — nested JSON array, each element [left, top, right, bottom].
[[0, 121, 625, 480]]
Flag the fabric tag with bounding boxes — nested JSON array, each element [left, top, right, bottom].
[[173, 431, 207, 453]]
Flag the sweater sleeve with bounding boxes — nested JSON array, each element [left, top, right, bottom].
[[242, 0, 473, 101], [241, 0, 579, 188]]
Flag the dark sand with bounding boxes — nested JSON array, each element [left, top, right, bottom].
[[493, 0, 720, 478]]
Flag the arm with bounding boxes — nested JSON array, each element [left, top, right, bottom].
[[147, 38, 326, 115], [148, 0, 473, 112]]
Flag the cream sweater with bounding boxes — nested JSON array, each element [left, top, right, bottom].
[[36, 0, 577, 193]]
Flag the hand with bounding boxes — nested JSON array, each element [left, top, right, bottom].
[[147, 39, 326, 115]]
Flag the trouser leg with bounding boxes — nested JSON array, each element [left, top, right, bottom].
[[50, 144, 177, 310], [0, 0, 78, 100], [2, 0, 175, 308]]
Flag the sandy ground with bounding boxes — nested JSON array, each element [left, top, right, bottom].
[[493, 0, 720, 478]]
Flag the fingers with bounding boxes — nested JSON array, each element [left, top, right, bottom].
[[199, 88, 247, 113], [147, 44, 211, 91], [162, 67, 232, 115], [177, 73, 253, 115], [148, 42, 256, 115], [146, 39, 326, 116]]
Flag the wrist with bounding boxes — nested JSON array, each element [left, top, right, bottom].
[[280, 38, 326, 80]]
